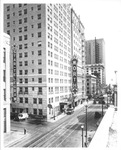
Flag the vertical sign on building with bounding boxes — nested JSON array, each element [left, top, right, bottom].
[[13, 45, 17, 102], [72, 56, 78, 94]]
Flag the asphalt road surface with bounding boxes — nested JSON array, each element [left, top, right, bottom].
[[9, 103, 106, 147]]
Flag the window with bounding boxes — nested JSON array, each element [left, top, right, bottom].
[[24, 52, 28, 57], [38, 23, 41, 28], [38, 14, 41, 19], [38, 41, 42, 47], [7, 6, 10, 11], [38, 98, 42, 104], [38, 50, 41, 56], [19, 36, 22, 41], [24, 43, 28, 49], [24, 26, 27, 31], [19, 70, 23, 75], [24, 35, 28, 40], [33, 109, 37, 115], [19, 53, 22, 58], [38, 32, 41, 37], [32, 78, 34, 81], [24, 9, 27, 14], [19, 87, 23, 94], [7, 30, 10, 35], [32, 60, 34, 64], [25, 98, 28, 103], [31, 25, 34, 28], [32, 51, 34, 55], [31, 33, 34, 37], [13, 29, 15, 32], [7, 22, 10, 27], [24, 61, 28, 66], [13, 12, 15, 16], [24, 17, 27, 23], [39, 109, 43, 115], [25, 70, 28, 75], [32, 42, 34, 46], [19, 19, 22, 24], [31, 16, 33, 19], [19, 4, 22, 7], [38, 69, 42, 74], [31, 7, 33, 10], [7, 14, 10, 19], [32, 69, 34, 73], [24, 87, 28, 94], [38, 87, 42, 94], [13, 21, 15, 25], [38, 78, 42, 83], [38, 59, 42, 65], [19, 97, 23, 103], [19, 61, 22, 66], [19, 10, 22, 16], [19, 27, 22, 33], [25, 78, 28, 83], [33, 98, 37, 104], [19, 44, 22, 50], [37, 5, 41, 10], [32, 87, 34, 91], [19, 78, 23, 83]]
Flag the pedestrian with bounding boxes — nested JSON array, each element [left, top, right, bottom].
[[24, 128, 26, 135]]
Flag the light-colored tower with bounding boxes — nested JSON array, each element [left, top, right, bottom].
[[4, 4, 85, 119]]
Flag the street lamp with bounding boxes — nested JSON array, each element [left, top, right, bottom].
[[100, 95, 104, 117], [84, 100, 88, 147], [114, 71, 118, 110], [81, 124, 84, 147]]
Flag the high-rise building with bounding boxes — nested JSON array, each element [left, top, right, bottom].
[[85, 38, 106, 88], [4, 4, 85, 119], [2, 33, 10, 133]]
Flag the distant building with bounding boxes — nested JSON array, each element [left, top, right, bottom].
[[86, 74, 96, 97], [85, 38, 106, 87], [4, 4, 85, 119], [3, 33, 10, 133]]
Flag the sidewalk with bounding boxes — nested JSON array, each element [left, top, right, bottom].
[[4, 130, 30, 147], [106, 110, 117, 148]]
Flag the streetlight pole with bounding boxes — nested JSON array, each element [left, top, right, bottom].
[[114, 71, 117, 109], [85, 100, 88, 147], [101, 96, 104, 117], [81, 124, 84, 147]]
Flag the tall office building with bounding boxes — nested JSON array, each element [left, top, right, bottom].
[[85, 38, 106, 88], [2, 33, 10, 133], [4, 4, 85, 119]]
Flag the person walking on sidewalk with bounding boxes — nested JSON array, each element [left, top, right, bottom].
[[24, 128, 26, 135]]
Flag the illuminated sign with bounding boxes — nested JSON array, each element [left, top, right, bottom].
[[72, 58, 78, 94]]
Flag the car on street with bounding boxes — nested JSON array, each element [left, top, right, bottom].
[[65, 108, 74, 115], [18, 113, 29, 120]]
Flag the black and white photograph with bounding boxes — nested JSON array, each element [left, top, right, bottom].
[[0, 0, 121, 149]]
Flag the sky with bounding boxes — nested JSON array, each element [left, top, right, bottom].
[[2, 0, 121, 84]]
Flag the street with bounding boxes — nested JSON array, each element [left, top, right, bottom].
[[7, 103, 106, 147]]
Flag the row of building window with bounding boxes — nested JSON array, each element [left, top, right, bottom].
[[6, 14, 41, 26], [19, 78, 42, 83], [19, 97, 42, 104], [19, 69, 42, 75], [6, 4, 41, 11]]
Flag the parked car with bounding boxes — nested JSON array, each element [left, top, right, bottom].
[[65, 108, 74, 115], [18, 113, 29, 120]]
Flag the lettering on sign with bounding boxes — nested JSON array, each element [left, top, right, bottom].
[[72, 58, 78, 94]]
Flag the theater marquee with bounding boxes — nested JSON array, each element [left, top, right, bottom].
[[72, 57, 78, 94]]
